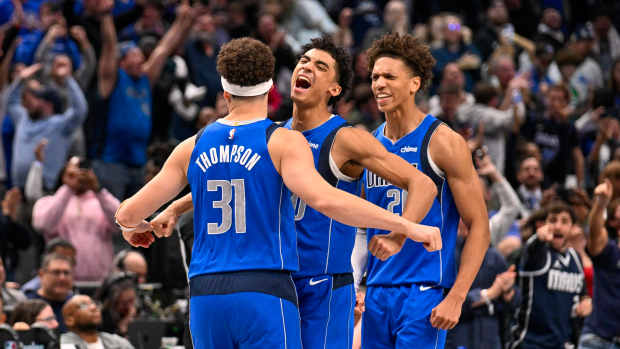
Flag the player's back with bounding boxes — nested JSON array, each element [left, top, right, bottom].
[[187, 118, 297, 278], [364, 114, 460, 288], [284, 115, 362, 277]]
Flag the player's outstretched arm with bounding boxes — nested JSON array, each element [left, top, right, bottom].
[[270, 128, 441, 251], [428, 126, 490, 330], [115, 137, 193, 247], [332, 127, 437, 257]]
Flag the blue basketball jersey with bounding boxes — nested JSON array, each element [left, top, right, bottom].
[[186, 119, 298, 278], [284, 115, 362, 277], [511, 238, 585, 349], [364, 115, 459, 287]]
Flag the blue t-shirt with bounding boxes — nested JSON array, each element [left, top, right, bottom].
[[187, 119, 297, 278], [364, 115, 460, 288], [284, 116, 362, 277], [584, 241, 620, 340], [101, 69, 151, 166]]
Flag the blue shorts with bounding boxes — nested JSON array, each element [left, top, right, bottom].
[[189, 271, 302, 349], [362, 284, 447, 349], [294, 273, 355, 349]]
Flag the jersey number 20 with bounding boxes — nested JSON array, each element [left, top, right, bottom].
[[207, 179, 246, 234]]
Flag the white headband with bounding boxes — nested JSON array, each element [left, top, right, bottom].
[[221, 77, 273, 97]]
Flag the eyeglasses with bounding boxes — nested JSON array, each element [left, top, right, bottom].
[[36, 316, 57, 323], [78, 301, 100, 310], [45, 269, 72, 277]]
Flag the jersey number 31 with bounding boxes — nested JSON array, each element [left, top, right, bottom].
[[207, 179, 246, 234]]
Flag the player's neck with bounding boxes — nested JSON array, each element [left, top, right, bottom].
[[224, 99, 268, 121], [291, 102, 332, 131], [383, 102, 426, 141]]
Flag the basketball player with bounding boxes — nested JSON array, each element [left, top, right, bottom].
[[115, 38, 441, 349], [360, 33, 490, 349], [285, 36, 438, 349]]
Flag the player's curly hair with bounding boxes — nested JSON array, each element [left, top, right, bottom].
[[216, 38, 275, 91], [366, 33, 435, 91], [300, 35, 353, 105]]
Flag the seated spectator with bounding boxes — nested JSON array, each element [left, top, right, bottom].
[[0, 187, 31, 280], [0, 258, 26, 314], [509, 202, 591, 349], [32, 156, 120, 282], [583, 179, 620, 348], [95, 272, 138, 337], [61, 295, 134, 348], [21, 238, 76, 298], [6, 62, 87, 191], [9, 299, 58, 330], [111, 251, 147, 285], [26, 253, 74, 332]]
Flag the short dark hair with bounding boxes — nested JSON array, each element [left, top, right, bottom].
[[366, 33, 435, 91], [300, 36, 353, 105], [44, 238, 75, 255], [548, 84, 570, 102], [40, 253, 74, 270], [473, 82, 498, 105], [545, 201, 576, 224], [216, 38, 274, 93], [9, 299, 49, 326]]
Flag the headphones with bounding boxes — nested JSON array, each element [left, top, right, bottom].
[[96, 271, 137, 303], [112, 250, 131, 271]]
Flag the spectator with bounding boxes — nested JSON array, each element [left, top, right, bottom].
[[522, 41, 561, 102], [583, 179, 620, 348], [435, 82, 465, 129], [93, 1, 196, 200], [21, 239, 76, 299], [509, 202, 591, 349], [431, 13, 481, 93], [167, 55, 206, 141], [612, 58, 620, 109], [32, 156, 120, 282], [488, 54, 527, 121], [0, 187, 31, 280], [567, 225, 593, 297], [10, 299, 58, 330], [61, 295, 134, 348], [537, 8, 565, 49], [427, 63, 474, 118], [459, 82, 520, 173], [361, 0, 408, 50], [517, 157, 544, 216], [95, 272, 138, 337], [111, 251, 147, 284], [332, 7, 353, 51], [26, 253, 74, 332], [280, 0, 338, 53], [568, 24, 604, 110], [590, 8, 620, 82], [521, 84, 585, 188], [6, 63, 87, 191], [34, 25, 95, 90], [0, 258, 26, 313], [118, 0, 165, 43]]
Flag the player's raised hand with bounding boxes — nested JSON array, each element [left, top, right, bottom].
[[368, 232, 406, 261], [150, 206, 179, 238], [406, 223, 442, 252], [536, 224, 553, 243]]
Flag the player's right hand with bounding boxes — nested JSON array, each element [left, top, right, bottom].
[[409, 224, 442, 252], [122, 221, 155, 248], [150, 207, 179, 238]]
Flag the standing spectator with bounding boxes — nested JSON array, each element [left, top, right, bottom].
[[590, 8, 620, 83], [431, 13, 481, 93], [428, 63, 475, 118], [582, 179, 620, 348], [361, 0, 408, 50], [26, 253, 74, 333], [435, 83, 465, 129], [94, 0, 197, 200], [255, 13, 296, 98], [61, 295, 134, 349], [0, 188, 31, 281], [569, 25, 604, 110], [488, 54, 527, 122], [612, 58, 620, 109], [517, 157, 544, 217], [32, 156, 120, 282], [280, 0, 338, 53], [509, 202, 591, 349], [6, 63, 87, 190], [521, 84, 585, 188]]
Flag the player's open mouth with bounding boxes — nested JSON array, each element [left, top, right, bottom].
[[295, 75, 312, 90]]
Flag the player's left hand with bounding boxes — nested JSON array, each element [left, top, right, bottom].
[[151, 207, 178, 238], [430, 293, 463, 330], [368, 232, 406, 261]]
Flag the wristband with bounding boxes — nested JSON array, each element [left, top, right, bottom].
[[481, 289, 495, 315]]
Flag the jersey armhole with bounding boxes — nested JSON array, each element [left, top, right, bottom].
[[318, 123, 353, 186], [420, 120, 445, 187]]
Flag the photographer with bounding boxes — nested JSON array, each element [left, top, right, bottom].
[[32, 157, 120, 282]]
